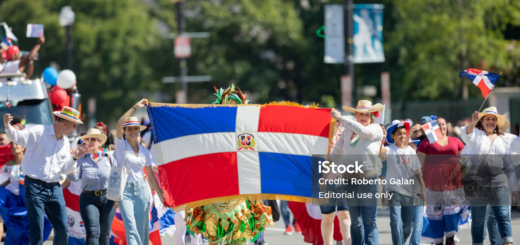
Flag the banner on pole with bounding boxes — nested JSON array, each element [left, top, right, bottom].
[[324, 4, 385, 64]]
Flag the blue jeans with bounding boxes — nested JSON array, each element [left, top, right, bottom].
[[118, 179, 151, 245], [410, 194, 424, 245], [345, 176, 379, 245], [470, 186, 513, 244], [389, 192, 414, 245], [79, 193, 116, 245], [280, 201, 296, 227], [25, 177, 68, 245], [486, 207, 501, 245]]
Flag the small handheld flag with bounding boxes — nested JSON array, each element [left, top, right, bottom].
[[459, 68, 500, 98], [422, 120, 443, 144]]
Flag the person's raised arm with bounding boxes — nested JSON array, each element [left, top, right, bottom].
[[331, 109, 380, 140], [4, 113, 32, 147], [19, 36, 44, 70], [465, 111, 479, 135], [117, 99, 147, 140], [25, 61, 34, 79]]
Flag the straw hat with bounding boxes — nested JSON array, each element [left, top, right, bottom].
[[123, 117, 147, 131], [478, 107, 509, 130], [343, 100, 384, 115], [80, 128, 107, 145], [53, 106, 83, 124]]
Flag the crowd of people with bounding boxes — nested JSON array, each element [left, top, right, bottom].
[[0, 96, 518, 245]]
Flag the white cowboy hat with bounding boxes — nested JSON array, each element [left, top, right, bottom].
[[123, 116, 147, 131], [80, 128, 107, 145], [53, 106, 83, 124], [343, 100, 384, 115], [479, 107, 510, 130]]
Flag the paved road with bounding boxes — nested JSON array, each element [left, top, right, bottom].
[[42, 207, 520, 245]]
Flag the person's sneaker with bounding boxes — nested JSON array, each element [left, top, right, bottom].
[[284, 225, 293, 235], [293, 222, 302, 233]]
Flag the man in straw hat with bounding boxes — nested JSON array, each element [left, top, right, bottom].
[[3, 106, 87, 245]]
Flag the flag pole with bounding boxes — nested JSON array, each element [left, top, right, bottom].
[[478, 97, 488, 112]]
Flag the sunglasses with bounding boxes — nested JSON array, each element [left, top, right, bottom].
[[83, 138, 100, 142]]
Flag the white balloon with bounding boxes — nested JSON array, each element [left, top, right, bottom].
[[57, 70, 76, 89]]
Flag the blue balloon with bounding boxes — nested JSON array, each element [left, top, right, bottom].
[[42, 67, 58, 85]]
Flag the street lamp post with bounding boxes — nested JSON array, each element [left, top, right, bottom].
[[59, 6, 75, 70]]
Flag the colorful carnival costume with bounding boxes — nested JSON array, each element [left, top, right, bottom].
[[185, 85, 274, 245]]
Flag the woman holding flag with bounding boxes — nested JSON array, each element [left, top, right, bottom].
[[417, 117, 467, 245], [330, 100, 384, 245], [461, 108, 518, 245], [114, 99, 165, 245]]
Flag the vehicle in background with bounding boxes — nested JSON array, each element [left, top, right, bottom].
[[0, 73, 54, 131]]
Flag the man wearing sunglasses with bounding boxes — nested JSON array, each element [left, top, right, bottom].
[[2, 106, 87, 245]]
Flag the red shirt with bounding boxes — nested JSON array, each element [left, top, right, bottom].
[[418, 137, 465, 191]]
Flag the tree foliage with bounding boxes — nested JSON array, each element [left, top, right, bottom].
[[1, 0, 520, 122]]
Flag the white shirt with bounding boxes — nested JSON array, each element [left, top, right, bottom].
[[382, 145, 421, 196], [5, 124, 76, 182], [114, 136, 152, 182], [460, 126, 518, 190], [331, 115, 383, 175]]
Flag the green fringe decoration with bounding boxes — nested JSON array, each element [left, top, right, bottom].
[[217, 219, 225, 238], [197, 219, 206, 233], [187, 224, 196, 237], [240, 220, 246, 233], [250, 232, 261, 243], [228, 93, 243, 104]]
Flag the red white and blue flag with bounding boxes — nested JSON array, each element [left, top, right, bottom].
[[422, 120, 443, 144], [147, 103, 333, 208], [459, 68, 500, 98], [63, 182, 86, 245]]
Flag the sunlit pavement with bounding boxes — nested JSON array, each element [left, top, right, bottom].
[[42, 208, 520, 245]]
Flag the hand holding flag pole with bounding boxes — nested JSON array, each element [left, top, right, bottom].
[[459, 68, 501, 111]]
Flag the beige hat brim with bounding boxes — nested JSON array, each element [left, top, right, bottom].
[[123, 125, 148, 131], [343, 103, 384, 114], [80, 133, 107, 145], [479, 113, 510, 130], [53, 111, 84, 124]]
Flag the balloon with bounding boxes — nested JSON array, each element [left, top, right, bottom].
[[57, 70, 76, 89], [42, 67, 59, 85], [50, 86, 70, 106]]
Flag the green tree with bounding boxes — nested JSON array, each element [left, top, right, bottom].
[[0, 0, 162, 120]]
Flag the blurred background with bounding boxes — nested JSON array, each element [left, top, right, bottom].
[[1, 0, 520, 128]]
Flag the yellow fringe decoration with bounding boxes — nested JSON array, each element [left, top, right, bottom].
[[148, 101, 320, 109], [327, 117, 336, 157], [265, 101, 320, 108], [148, 102, 262, 108], [171, 194, 319, 212]]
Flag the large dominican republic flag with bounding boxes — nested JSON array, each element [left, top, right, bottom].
[[147, 103, 334, 209]]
